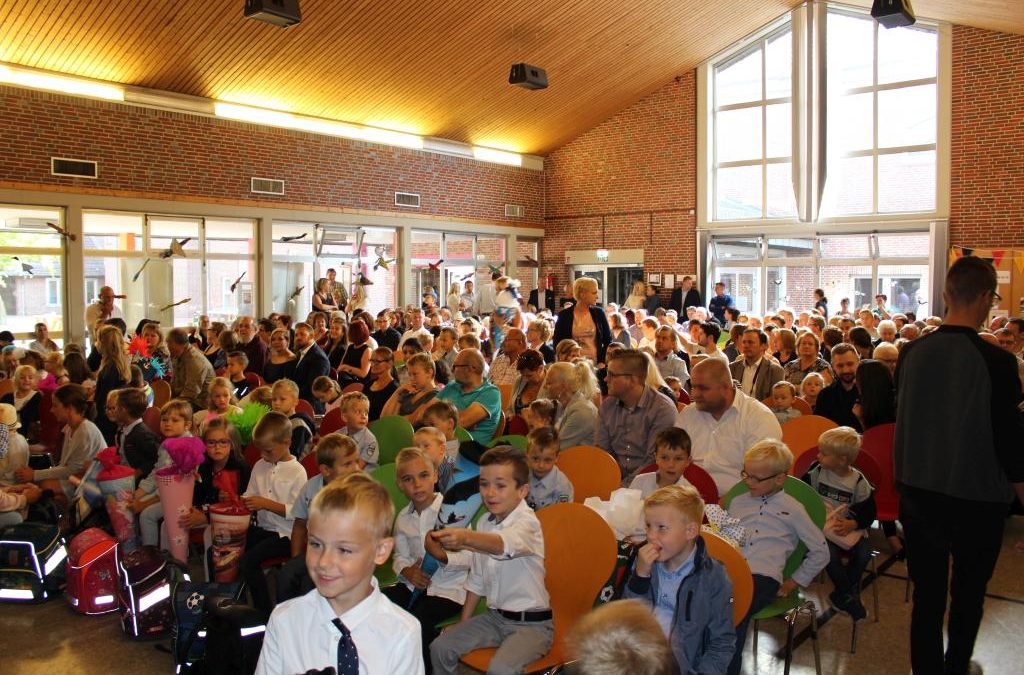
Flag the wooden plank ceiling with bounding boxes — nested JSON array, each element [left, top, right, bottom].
[[0, 0, 1020, 155]]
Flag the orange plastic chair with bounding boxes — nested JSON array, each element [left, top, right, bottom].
[[793, 397, 813, 415], [295, 398, 316, 418], [142, 406, 163, 436], [701, 530, 753, 626], [151, 378, 172, 408], [493, 411, 506, 439], [498, 383, 514, 412], [319, 407, 345, 435], [0, 378, 13, 399], [460, 502, 618, 673], [780, 415, 836, 458], [557, 446, 621, 502]]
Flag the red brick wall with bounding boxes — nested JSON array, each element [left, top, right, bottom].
[[0, 87, 544, 227], [541, 74, 697, 301], [950, 25, 1024, 248]]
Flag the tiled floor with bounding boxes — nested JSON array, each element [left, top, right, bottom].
[[2, 516, 1022, 674]]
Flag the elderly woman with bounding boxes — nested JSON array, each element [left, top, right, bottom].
[[526, 318, 556, 364], [506, 349, 546, 418], [553, 277, 613, 365], [311, 277, 337, 314], [784, 332, 834, 386], [381, 352, 439, 424], [263, 328, 297, 384], [542, 360, 599, 449]]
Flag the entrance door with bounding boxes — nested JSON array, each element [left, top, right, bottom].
[[572, 268, 606, 305]]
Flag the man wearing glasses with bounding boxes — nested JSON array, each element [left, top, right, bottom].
[[437, 349, 501, 445], [675, 358, 782, 495], [895, 256, 1024, 675], [595, 349, 677, 483]]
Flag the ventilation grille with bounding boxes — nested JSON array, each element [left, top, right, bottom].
[[395, 192, 421, 208], [51, 157, 97, 179], [505, 204, 525, 218], [251, 177, 285, 195]]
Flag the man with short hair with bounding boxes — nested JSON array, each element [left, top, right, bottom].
[[670, 275, 703, 315], [877, 320, 898, 345], [488, 328, 526, 386], [676, 359, 782, 494], [291, 322, 331, 413], [325, 267, 349, 310], [371, 311, 402, 351], [85, 286, 124, 346], [707, 282, 732, 325], [729, 329, 785, 401], [477, 272, 501, 316], [398, 308, 432, 350], [697, 321, 729, 365], [900, 324, 920, 341], [873, 342, 899, 375], [858, 309, 879, 340], [437, 349, 501, 444], [235, 315, 269, 374], [652, 326, 689, 387], [814, 344, 862, 431], [872, 294, 892, 320], [595, 349, 678, 482], [167, 328, 215, 411], [895, 256, 1024, 675]]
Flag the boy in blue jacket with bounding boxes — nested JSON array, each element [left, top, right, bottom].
[[624, 484, 735, 674]]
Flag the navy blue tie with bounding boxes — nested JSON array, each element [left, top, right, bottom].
[[332, 618, 359, 674]]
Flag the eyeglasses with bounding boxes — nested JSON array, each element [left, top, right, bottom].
[[206, 439, 231, 447], [370, 358, 391, 364], [991, 290, 1002, 307], [741, 470, 782, 483]]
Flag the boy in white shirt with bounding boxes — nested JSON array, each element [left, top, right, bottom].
[[256, 473, 424, 675], [428, 447, 553, 675], [240, 411, 308, 613], [384, 448, 469, 664], [629, 427, 695, 498], [524, 427, 573, 510], [339, 392, 380, 470]]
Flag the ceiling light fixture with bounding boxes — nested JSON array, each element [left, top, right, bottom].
[[472, 146, 523, 167], [0, 63, 124, 101]]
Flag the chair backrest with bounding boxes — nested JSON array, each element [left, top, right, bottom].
[[722, 476, 826, 579], [489, 434, 527, 451], [678, 389, 691, 405], [341, 382, 364, 394], [793, 397, 813, 415], [506, 414, 528, 436], [0, 378, 13, 399], [455, 426, 473, 442], [368, 415, 415, 466], [683, 463, 719, 505], [37, 391, 62, 454], [493, 410, 506, 439], [295, 398, 316, 418], [151, 379, 171, 409], [142, 406, 163, 436], [244, 371, 264, 389], [701, 530, 753, 626], [791, 446, 819, 478], [370, 462, 409, 514], [859, 422, 898, 520], [318, 407, 345, 436], [780, 415, 837, 458], [300, 451, 320, 479], [497, 383, 514, 412], [557, 445, 621, 502], [243, 443, 261, 468]]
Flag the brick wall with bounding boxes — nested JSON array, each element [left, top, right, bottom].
[[950, 25, 1024, 247], [0, 87, 544, 227], [542, 75, 697, 301]]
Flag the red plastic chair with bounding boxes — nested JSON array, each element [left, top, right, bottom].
[[301, 452, 320, 479], [319, 407, 345, 435], [295, 399, 316, 418], [244, 371, 264, 390], [341, 382, 364, 394], [506, 414, 529, 436], [678, 389, 691, 405], [142, 406, 163, 437], [859, 423, 898, 521], [791, 447, 819, 478], [37, 391, 63, 455], [684, 463, 719, 505], [244, 443, 261, 468]]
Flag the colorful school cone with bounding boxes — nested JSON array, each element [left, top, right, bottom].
[[95, 447, 140, 552], [156, 472, 195, 564], [208, 503, 251, 582]]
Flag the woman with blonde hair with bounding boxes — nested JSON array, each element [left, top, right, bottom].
[[446, 281, 462, 311], [94, 324, 131, 444], [541, 360, 599, 449], [624, 280, 647, 310], [552, 277, 613, 365]]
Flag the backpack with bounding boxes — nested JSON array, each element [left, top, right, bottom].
[[172, 579, 245, 672], [118, 545, 189, 638], [186, 597, 267, 675], [65, 527, 120, 614], [0, 521, 67, 602]]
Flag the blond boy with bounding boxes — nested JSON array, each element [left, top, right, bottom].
[[524, 427, 572, 510], [271, 379, 313, 458], [339, 392, 379, 470], [256, 474, 424, 675]]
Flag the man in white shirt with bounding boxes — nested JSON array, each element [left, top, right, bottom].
[[728, 328, 785, 401], [84, 286, 123, 346], [477, 273, 501, 316], [399, 308, 433, 350], [676, 359, 782, 494]]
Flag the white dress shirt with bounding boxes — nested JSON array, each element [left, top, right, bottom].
[[675, 389, 782, 494], [628, 471, 694, 499], [392, 494, 469, 604], [739, 357, 764, 397], [243, 457, 308, 538], [256, 580, 424, 675], [465, 500, 549, 612]]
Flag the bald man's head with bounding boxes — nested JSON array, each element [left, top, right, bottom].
[[689, 358, 735, 416]]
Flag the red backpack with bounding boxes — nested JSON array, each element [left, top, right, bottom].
[[66, 528, 120, 615]]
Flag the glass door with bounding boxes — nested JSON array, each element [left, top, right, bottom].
[[572, 266, 606, 305]]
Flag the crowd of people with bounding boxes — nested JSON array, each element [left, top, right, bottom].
[[0, 259, 1021, 675]]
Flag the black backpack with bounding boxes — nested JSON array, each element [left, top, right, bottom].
[[172, 580, 245, 671], [183, 597, 267, 675]]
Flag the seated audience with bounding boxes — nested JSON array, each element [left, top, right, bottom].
[[436, 349, 501, 444]]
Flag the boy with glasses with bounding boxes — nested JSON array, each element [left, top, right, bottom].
[[725, 439, 828, 675]]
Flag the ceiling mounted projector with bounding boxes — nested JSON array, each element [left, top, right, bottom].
[[245, 0, 302, 28], [509, 63, 548, 90], [871, 0, 916, 28]]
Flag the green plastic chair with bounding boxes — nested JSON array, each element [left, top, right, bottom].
[[489, 434, 527, 451], [722, 476, 825, 675], [455, 426, 473, 442], [369, 415, 415, 466], [370, 463, 409, 587]]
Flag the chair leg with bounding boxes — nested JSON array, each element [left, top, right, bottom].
[[783, 609, 797, 675], [870, 552, 880, 623], [808, 602, 822, 675], [851, 618, 859, 654], [752, 617, 759, 657]]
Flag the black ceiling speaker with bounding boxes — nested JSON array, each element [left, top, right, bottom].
[[509, 63, 548, 90], [245, 0, 302, 28], [871, 0, 916, 29]]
